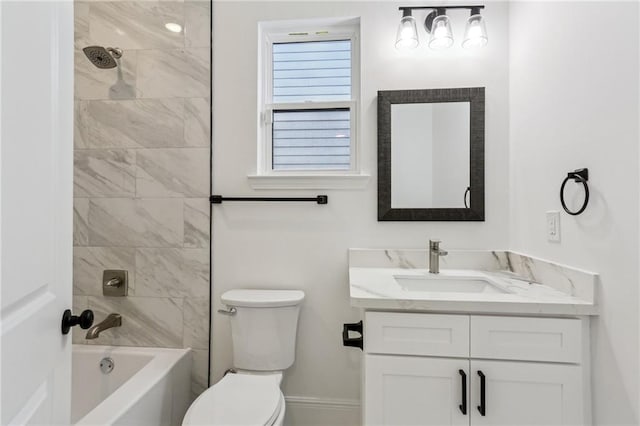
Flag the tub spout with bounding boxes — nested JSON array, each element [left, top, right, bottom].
[[86, 313, 122, 340]]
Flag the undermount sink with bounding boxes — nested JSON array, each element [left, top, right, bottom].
[[394, 274, 510, 294]]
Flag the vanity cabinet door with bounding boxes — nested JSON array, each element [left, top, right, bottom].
[[364, 355, 470, 426], [469, 360, 584, 426]]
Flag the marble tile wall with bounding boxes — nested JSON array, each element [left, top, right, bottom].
[[73, 0, 211, 399]]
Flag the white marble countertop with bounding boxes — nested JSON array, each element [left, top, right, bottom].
[[349, 249, 599, 316]]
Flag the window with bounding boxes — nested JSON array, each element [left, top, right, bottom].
[[258, 19, 361, 178]]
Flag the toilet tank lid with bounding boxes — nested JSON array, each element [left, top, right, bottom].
[[221, 289, 305, 308]]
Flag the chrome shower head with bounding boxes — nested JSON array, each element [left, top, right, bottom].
[[83, 46, 122, 69]]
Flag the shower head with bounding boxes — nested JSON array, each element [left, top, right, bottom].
[[83, 46, 122, 69]]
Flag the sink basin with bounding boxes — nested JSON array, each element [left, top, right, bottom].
[[394, 275, 510, 294]]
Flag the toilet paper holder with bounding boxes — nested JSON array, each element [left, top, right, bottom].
[[342, 321, 363, 350]]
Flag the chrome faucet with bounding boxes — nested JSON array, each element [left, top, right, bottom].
[[85, 313, 122, 340], [428, 240, 448, 274]]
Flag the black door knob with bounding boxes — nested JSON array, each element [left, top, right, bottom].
[[61, 309, 94, 335]]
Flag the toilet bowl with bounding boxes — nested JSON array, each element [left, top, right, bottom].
[[182, 289, 304, 426], [182, 372, 285, 426]]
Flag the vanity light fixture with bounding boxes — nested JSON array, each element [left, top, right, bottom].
[[462, 7, 488, 48], [396, 5, 487, 50], [427, 8, 454, 50], [395, 9, 419, 49]]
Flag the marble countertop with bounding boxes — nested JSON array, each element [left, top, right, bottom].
[[349, 249, 599, 316]]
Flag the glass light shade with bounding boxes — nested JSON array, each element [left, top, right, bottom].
[[462, 14, 488, 48], [428, 15, 454, 50], [395, 15, 419, 50]]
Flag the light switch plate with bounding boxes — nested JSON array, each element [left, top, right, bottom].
[[546, 211, 560, 242]]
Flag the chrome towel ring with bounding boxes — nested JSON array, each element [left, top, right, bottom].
[[560, 168, 589, 216]]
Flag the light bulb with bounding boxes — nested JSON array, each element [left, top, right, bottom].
[[428, 15, 454, 50], [395, 15, 419, 50], [462, 14, 488, 48]]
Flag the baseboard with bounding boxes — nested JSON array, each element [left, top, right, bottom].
[[284, 396, 361, 426]]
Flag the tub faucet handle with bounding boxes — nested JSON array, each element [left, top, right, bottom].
[[105, 277, 121, 287]]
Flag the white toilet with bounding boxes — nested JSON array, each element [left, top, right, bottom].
[[182, 289, 305, 426]]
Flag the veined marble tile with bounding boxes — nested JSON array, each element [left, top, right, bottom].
[[72, 296, 89, 344], [504, 252, 597, 304], [89, 2, 184, 50], [74, 101, 90, 149], [348, 249, 427, 269], [137, 48, 209, 98], [136, 148, 209, 197], [184, 198, 209, 248], [74, 149, 136, 197], [183, 298, 209, 350], [347, 249, 597, 306], [348, 248, 505, 271], [87, 198, 183, 247], [75, 49, 138, 100], [191, 349, 209, 398], [184, 98, 210, 147], [86, 296, 183, 348], [74, 2, 91, 50], [75, 99, 184, 149], [74, 198, 90, 246], [73, 246, 136, 296], [185, 0, 210, 48], [135, 248, 209, 298]]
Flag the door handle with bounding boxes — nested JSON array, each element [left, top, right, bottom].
[[477, 370, 486, 416], [458, 369, 467, 415], [61, 309, 94, 335]]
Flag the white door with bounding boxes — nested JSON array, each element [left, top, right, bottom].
[[1, 1, 74, 425], [364, 354, 470, 426], [470, 360, 584, 426]]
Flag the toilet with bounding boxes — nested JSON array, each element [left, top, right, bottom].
[[182, 289, 305, 426]]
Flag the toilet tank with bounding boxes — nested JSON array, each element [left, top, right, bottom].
[[221, 289, 305, 371]]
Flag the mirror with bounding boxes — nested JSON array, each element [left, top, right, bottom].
[[378, 87, 485, 221]]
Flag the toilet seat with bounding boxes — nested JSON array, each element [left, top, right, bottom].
[[182, 373, 283, 426]]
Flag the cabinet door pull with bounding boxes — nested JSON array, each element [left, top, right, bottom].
[[477, 370, 486, 416], [458, 369, 467, 415]]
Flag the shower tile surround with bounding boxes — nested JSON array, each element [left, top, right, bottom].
[[72, 0, 211, 399]]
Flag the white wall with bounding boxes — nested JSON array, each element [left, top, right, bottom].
[[508, 2, 640, 424], [212, 1, 510, 422]]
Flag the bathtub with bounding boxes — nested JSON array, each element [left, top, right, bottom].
[[72, 345, 192, 426]]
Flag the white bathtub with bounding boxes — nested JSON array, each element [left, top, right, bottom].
[[72, 345, 192, 426]]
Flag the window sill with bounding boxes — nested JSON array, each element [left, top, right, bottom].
[[247, 173, 370, 190]]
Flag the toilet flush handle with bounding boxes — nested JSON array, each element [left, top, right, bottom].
[[217, 307, 237, 316]]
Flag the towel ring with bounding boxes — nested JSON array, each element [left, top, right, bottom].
[[560, 168, 589, 216]]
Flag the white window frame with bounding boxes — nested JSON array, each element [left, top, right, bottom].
[[253, 19, 368, 188]]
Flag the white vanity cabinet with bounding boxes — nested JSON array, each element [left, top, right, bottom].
[[362, 311, 590, 426]]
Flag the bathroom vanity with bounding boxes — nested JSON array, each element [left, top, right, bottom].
[[347, 249, 598, 426]]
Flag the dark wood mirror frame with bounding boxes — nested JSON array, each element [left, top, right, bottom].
[[377, 87, 485, 221]]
